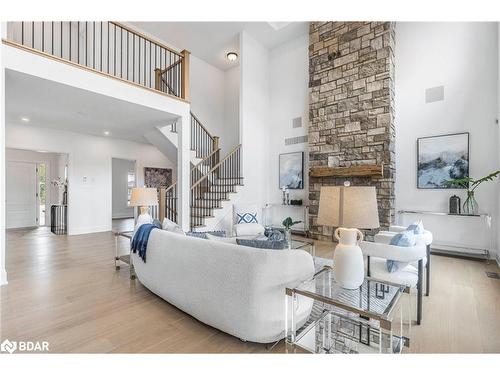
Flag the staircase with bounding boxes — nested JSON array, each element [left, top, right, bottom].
[[156, 114, 243, 230]]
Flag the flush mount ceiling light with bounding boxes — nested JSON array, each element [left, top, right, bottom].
[[226, 52, 238, 62], [103, 131, 110, 136], [21, 117, 30, 122]]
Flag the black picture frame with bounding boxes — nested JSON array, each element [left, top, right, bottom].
[[416, 132, 470, 189], [279, 151, 304, 190]]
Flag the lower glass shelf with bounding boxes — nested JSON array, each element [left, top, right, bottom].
[[293, 310, 406, 354]]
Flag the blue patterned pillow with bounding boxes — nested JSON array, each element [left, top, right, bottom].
[[236, 238, 287, 250], [386, 230, 416, 273], [406, 220, 424, 235], [186, 231, 226, 239], [236, 212, 258, 224]]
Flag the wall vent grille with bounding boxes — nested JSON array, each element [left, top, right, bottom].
[[285, 135, 308, 146], [292, 117, 302, 128]]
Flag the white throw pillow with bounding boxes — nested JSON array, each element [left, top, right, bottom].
[[206, 233, 237, 244], [234, 223, 265, 237], [162, 218, 186, 236]]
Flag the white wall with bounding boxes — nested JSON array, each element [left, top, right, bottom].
[[223, 65, 240, 155], [112, 158, 135, 219], [6, 123, 174, 235], [268, 35, 309, 205], [6, 148, 67, 225], [395, 22, 499, 258], [1, 23, 7, 285], [239, 31, 270, 208]]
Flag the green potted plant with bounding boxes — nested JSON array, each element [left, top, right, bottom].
[[282, 217, 301, 249], [446, 170, 500, 215]]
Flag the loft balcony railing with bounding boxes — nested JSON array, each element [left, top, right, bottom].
[[5, 21, 190, 101]]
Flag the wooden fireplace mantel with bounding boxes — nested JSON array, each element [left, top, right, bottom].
[[309, 165, 383, 178]]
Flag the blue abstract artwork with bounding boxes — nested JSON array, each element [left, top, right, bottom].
[[279, 152, 304, 189], [417, 133, 469, 189]]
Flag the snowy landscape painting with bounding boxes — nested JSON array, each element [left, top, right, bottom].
[[417, 133, 469, 189], [279, 152, 304, 189]]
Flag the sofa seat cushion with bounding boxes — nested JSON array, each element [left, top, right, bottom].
[[369, 257, 418, 288]]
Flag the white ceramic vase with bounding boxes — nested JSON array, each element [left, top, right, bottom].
[[333, 227, 365, 289]]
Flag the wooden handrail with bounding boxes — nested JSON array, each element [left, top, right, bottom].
[[109, 21, 183, 58], [190, 111, 214, 140], [191, 148, 221, 170], [157, 59, 182, 75], [191, 144, 242, 189]]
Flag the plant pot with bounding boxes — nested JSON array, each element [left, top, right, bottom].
[[463, 190, 479, 215]]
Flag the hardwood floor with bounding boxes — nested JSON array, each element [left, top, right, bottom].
[[1, 225, 499, 353]]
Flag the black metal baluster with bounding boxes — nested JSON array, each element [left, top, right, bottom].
[[32, 21, 34, 48], [60, 21, 63, 58], [42, 21, 44, 52], [85, 22, 88, 66], [93, 22, 95, 68], [77, 22, 80, 64], [114, 24, 116, 75], [100, 22, 103, 70], [126, 30, 129, 80], [69, 21, 72, 61]]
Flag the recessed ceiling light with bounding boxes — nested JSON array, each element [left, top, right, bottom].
[[21, 117, 30, 122], [226, 52, 238, 62], [103, 131, 110, 136]]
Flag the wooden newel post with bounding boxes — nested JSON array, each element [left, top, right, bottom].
[[212, 136, 220, 164], [154, 68, 161, 91], [159, 188, 166, 221], [181, 49, 190, 101]]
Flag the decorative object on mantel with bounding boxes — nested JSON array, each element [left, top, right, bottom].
[[445, 170, 500, 215], [290, 199, 302, 206], [317, 182, 380, 290], [282, 217, 301, 250], [417, 132, 469, 189], [309, 165, 383, 178], [449, 195, 461, 214], [279, 152, 304, 189]]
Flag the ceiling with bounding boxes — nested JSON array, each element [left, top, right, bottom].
[[6, 70, 176, 144], [129, 22, 308, 70]]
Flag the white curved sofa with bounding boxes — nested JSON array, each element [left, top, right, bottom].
[[131, 229, 315, 343]]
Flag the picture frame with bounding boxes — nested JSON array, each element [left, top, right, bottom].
[[279, 152, 304, 190], [144, 167, 173, 189], [416, 132, 469, 189]]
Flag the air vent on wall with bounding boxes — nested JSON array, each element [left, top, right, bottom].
[[285, 135, 308, 146], [292, 117, 302, 128], [425, 86, 444, 103]]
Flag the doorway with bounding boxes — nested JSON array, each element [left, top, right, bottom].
[[6, 148, 69, 231], [112, 158, 137, 232]]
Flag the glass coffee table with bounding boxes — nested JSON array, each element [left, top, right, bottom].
[[285, 266, 410, 354], [289, 238, 315, 258]]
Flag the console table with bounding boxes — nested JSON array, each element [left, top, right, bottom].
[[397, 209, 491, 259], [264, 203, 309, 236]]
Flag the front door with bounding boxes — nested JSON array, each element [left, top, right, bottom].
[[6, 161, 38, 229]]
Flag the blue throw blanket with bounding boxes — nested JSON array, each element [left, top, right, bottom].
[[131, 222, 161, 262]]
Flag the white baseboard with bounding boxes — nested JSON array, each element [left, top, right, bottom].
[[112, 214, 134, 219], [68, 225, 111, 236]]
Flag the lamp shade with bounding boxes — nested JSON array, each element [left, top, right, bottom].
[[317, 186, 379, 229], [129, 187, 158, 207]]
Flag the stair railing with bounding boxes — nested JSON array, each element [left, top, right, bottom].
[[6, 21, 190, 100], [159, 147, 222, 224], [191, 112, 219, 160], [190, 145, 242, 228]]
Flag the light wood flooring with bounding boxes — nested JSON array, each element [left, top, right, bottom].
[[1, 222, 499, 353]]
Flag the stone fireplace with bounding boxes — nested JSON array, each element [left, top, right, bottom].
[[308, 22, 396, 241]]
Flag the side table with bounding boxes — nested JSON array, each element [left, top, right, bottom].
[[114, 230, 135, 279]]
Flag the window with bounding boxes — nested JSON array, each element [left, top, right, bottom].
[[127, 171, 136, 206]]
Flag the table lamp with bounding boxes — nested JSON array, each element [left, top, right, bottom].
[[317, 183, 380, 289], [130, 187, 158, 224]]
